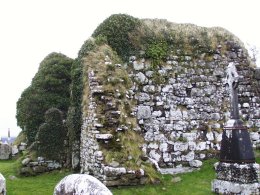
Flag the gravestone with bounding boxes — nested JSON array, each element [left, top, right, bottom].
[[212, 62, 260, 194], [0, 173, 6, 195], [54, 174, 112, 195], [0, 143, 11, 160]]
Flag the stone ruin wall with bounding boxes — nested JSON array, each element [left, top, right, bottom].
[[80, 41, 260, 186], [131, 43, 260, 168]]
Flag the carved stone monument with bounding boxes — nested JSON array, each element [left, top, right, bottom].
[[212, 62, 260, 194]]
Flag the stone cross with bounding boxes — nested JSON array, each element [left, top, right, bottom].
[[225, 62, 240, 119]]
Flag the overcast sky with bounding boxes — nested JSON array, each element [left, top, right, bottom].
[[0, 0, 259, 137]]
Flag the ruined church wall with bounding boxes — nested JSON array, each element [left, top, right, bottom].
[[80, 40, 260, 185], [129, 42, 260, 167]]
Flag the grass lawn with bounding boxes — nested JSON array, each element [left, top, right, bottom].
[[112, 153, 260, 195], [0, 154, 259, 195], [112, 159, 217, 195], [0, 160, 71, 195]]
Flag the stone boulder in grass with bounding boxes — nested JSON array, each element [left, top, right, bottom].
[[54, 174, 112, 195]]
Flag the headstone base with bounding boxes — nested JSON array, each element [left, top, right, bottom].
[[212, 179, 260, 195], [212, 162, 260, 194]]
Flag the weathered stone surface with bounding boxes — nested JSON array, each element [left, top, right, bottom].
[[212, 179, 260, 195], [160, 166, 196, 175], [196, 142, 207, 151], [174, 142, 188, 152], [54, 174, 112, 195], [182, 151, 195, 161], [21, 157, 31, 166], [149, 150, 161, 162], [137, 106, 151, 119], [95, 134, 113, 140], [214, 162, 259, 183], [189, 160, 203, 168], [0, 173, 6, 195], [135, 72, 148, 84], [12, 145, 19, 156], [137, 92, 150, 102], [104, 167, 126, 176], [170, 109, 182, 120], [0, 144, 11, 160], [133, 61, 144, 70], [47, 161, 61, 170]]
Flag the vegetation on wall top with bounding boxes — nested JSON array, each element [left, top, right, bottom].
[[92, 14, 141, 60]]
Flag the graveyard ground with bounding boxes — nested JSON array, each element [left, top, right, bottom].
[[0, 152, 260, 195]]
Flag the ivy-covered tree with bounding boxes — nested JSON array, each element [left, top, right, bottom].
[[16, 52, 73, 144], [66, 58, 83, 170], [35, 108, 67, 162]]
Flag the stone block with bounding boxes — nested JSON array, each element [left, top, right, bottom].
[[162, 85, 173, 93], [206, 132, 214, 141], [135, 72, 148, 84], [95, 134, 113, 140], [162, 152, 171, 162], [136, 92, 150, 102], [21, 157, 31, 166], [133, 61, 144, 70], [149, 150, 161, 162], [47, 162, 61, 170], [196, 142, 207, 151], [137, 106, 151, 119], [159, 143, 168, 152], [170, 109, 182, 120], [214, 162, 259, 184], [174, 142, 188, 152], [152, 110, 162, 117], [181, 151, 195, 161], [148, 143, 159, 149], [183, 133, 197, 141], [188, 142, 196, 151], [104, 167, 126, 176], [212, 179, 260, 195], [189, 160, 203, 168]]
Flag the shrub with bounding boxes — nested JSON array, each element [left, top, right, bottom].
[[36, 108, 67, 162], [16, 52, 73, 144]]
